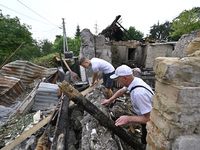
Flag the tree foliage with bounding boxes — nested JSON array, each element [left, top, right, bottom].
[[39, 39, 54, 56], [13, 42, 41, 61], [75, 25, 81, 39], [53, 36, 81, 56], [0, 11, 40, 64], [170, 7, 200, 41], [123, 26, 144, 40], [149, 21, 172, 41]]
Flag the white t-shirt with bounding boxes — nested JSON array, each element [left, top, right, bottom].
[[90, 58, 115, 74], [123, 77, 154, 116]]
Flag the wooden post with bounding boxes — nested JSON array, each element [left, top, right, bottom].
[[51, 96, 69, 150], [58, 81, 145, 150], [0, 42, 25, 69]]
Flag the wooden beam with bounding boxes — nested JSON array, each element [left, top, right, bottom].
[[58, 81, 145, 150], [81, 79, 103, 96], [1, 114, 53, 150], [51, 96, 69, 150], [69, 79, 103, 106]]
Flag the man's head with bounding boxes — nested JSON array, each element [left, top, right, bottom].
[[79, 57, 90, 68], [110, 65, 134, 87]]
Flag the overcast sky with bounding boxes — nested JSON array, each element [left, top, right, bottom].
[[0, 0, 199, 42]]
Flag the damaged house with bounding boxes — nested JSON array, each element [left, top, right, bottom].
[[0, 15, 200, 150]]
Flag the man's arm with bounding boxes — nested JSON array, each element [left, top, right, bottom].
[[90, 72, 98, 86], [101, 88, 126, 105], [115, 112, 151, 126], [53, 55, 60, 61]]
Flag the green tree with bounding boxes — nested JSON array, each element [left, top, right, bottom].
[[0, 11, 36, 64], [39, 39, 54, 56], [170, 7, 200, 41], [75, 25, 81, 39], [124, 26, 144, 41], [68, 36, 81, 56], [53, 36, 81, 56], [149, 21, 172, 41], [14, 42, 41, 61]]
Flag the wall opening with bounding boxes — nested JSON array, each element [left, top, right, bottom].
[[128, 48, 135, 60]]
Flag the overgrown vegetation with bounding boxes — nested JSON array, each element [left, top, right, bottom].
[[111, 44, 120, 68], [30, 53, 62, 68]]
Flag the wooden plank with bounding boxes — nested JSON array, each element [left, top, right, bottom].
[[10, 81, 40, 118], [1, 114, 53, 150], [81, 79, 103, 96]]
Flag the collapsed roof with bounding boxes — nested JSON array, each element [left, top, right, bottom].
[[100, 15, 137, 41]]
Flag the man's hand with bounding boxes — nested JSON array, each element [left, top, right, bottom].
[[115, 116, 131, 126], [90, 80, 98, 87], [53, 54, 57, 58], [90, 83, 94, 87], [101, 99, 111, 106]]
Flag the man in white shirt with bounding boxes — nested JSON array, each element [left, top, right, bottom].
[[101, 65, 154, 144], [79, 57, 115, 99]]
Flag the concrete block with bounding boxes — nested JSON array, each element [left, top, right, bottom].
[[172, 135, 200, 150]]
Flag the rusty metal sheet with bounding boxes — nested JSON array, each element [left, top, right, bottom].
[[1, 60, 57, 87], [0, 76, 25, 107]]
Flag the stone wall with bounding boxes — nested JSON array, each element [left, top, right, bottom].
[[145, 43, 174, 68], [146, 37, 200, 150], [172, 30, 199, 58], [80, 29, 112, 83]]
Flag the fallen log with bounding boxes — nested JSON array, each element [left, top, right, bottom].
[[51, 96, 69, 150], [58, 81, 145, 150]]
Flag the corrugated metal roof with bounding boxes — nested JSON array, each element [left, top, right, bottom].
[[0, 76, 25, 107], [1, 60, 57, 87], [32, 82, 59, 111]]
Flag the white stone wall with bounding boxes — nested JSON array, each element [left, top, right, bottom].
[[145, 44, 174, 68]]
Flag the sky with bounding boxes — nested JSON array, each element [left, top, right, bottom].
[[0, 0, 199, 42]]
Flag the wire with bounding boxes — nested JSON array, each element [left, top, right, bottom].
[[0, 2, 62, 41], [0, 4, 54, 25], [17, 0, 60, 28]]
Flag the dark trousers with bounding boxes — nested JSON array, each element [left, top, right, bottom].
[[141, 124, 147, 144]]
